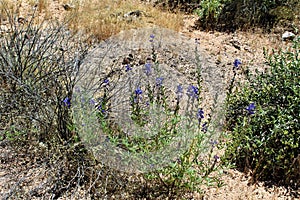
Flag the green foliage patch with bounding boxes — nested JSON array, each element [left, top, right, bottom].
[[224, 38, 300, 187], [192, 0, 300, 31]]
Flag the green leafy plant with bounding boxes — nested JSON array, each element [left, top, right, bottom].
[[224, 38, 300, 187], [144, 135, 223, 196], [194, 0, 225, 28], [193, 0, 300, 31], [73, 33, 224, 197]]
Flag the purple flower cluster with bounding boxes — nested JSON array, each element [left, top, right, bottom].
[[176, 84, 183, 100], [135, 87, 142, 95], [197, 109, 204, 120], [233, 59, 242, 69], [197, 109, 204, 124], [246, 102, 256, 115], [144, 63, 152, 76], [156, 77, 164, 87], [187, 85, 199, 99], [125, 64, 132, 72], [149, 34, 155, 42], [63, 97, 71, 108]]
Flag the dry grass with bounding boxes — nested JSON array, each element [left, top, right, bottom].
[[67, 0, 184, 40], [0, 0, 184, 41]]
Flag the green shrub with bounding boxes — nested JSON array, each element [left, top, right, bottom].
[[194, 0, 225, 28], [193, 0, 299, 31], [224, 38, 300, 187]]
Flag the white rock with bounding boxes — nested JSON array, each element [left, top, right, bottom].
[[282, 31, 296, 41]]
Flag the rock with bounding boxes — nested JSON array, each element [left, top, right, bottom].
[[229, 39, 241, 50], [282, 31, 295, 41], [122, 53, 134, 64], [123, 10, 144, 22], [62, 4, 75, 11], [124, 10, 143, 18], [244, 45, 252, 53], [17, 17, 27, 24]]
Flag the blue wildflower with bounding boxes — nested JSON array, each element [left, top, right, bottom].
[[197, 109, 204, 123], [156, 77, 164, 87], [103, 79, 109, 86], [135, 87, 143, 95], [145, 63, 152, 76], [233, 59, 242, 69], [97, 104, 107, 116], [176, 84, 183, 99], [89, 99, 96, 105], [213, 155, 220, 160], [134, 87, 143, 103], [97, 104, 102, 110], [63, 97, 71, 108], [197, 109, 204, 119], [246, 102, 256, 115], [125, 64, 132, 72], [187, 85, 199, 99], [149, 34, 155, 42]]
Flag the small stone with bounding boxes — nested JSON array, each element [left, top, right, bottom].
[[124, 10, 143, 18], [230, 39, 241, 50], [17, 17, 26, 24], [216, 56, 222, 64], [63, 4, 75, 11], [282, 31, 295, 41], [123, 10, 144, 22], [244, 46, 252, 53]]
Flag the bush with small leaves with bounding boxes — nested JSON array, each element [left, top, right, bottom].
[[224, 38, 300, 188], [194, 0, 225, 29], [193, 0, 300, 31]]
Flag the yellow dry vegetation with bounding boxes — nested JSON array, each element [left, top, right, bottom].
[[0, 0, 184, 40]]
